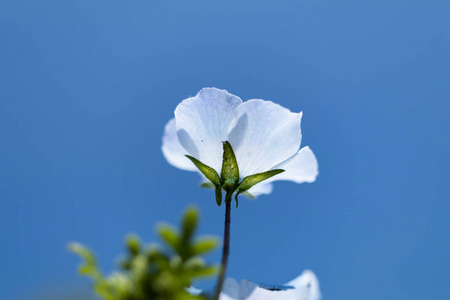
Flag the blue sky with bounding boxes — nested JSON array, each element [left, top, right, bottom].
[[1, 0, 449, 299]]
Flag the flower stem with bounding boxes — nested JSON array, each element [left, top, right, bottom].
[[213, 191, 232, 300]]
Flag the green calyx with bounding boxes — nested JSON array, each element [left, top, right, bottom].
[[189, 141, 285, 208], [220, 141, 240, 191], [186, 155, 221, 186], [236, 169, 285, 193]]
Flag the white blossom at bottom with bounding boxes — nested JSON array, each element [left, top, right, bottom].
[[219, 270, 321, 300]]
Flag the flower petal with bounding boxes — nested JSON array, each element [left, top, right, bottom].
[[218, 270, 321, 300], [161, 118, 197, 171], [228, 100, 302, 178], [243, 147, 318, 195], [240, 280, 292, 300], [175, 88, 243, 173], [246, 182, 273, 197], [243, 270, 321, 300], [220, 277, 240, 300], [272, 146, 319, 184], [285, 270, 321, 300], [239, 279, 260, 299]]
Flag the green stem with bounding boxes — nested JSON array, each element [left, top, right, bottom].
[[213, 191, 232, 300]]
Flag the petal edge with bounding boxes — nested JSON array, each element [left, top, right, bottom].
[[175, 88, 243, 173], [162, 119, 197, 171], [229, 99, 302, 178]]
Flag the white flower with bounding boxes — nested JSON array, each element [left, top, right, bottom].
[[162, 88, 318, 197], [219, 270, 321, 300]]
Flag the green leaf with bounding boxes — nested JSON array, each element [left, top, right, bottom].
[[79, 265, 96, 275], [237, 169, 285, 192], [192, 237, 219, 255], [182, 207, 198, 240], [189, 266, 219, 278], [71, 207, 217, 300], [68, 242, 97, 266], [158, 224, 179, 251], [183, 257, 206, 269], [125, 234, 141, 256], [185, 155, 221, 186], [220, 141, 239, 190]]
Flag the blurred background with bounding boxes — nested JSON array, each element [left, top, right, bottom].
[[1, 0, 449, 299]]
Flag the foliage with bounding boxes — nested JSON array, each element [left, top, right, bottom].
[[69, 207, 218, 300]]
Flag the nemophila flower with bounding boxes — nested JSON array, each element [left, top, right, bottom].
[[162, 87, 318, 202], [219, 270, 321, 300]]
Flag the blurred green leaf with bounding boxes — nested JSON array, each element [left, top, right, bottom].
[[158, 224, 180, 251], [190, 266, 219, 278], [182, 206, 198, 241], [125, 234, 141, 256], [192, 237, 219, 255], [71, 206, 218, 300], [68, 242, 97, 266]]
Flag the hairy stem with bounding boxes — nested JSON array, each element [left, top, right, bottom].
[[213, 191, 232, 300]]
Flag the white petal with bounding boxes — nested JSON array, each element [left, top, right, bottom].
[[244, 270, 321, 300], [239, 279, 260, 299], [220, 271, 321, 300], [244, 147, 318, 195], [246, 182, 273, 197], [241, 280, 291, 300], [220, 293, 238, 300], [175, 88, 243, 173], [220, 277, 240, 300], [273, 147, 319, 184], [285, 270, 322, 300], [161, 118, 197, 171], [228, 100, 302, 178]]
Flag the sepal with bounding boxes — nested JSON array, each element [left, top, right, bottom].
[[220, 141, 239, 191], [200, 182, 215, 189], [186, 155, 221, 186], [215, 186, 223, 206], [237, 169, 285, 192]]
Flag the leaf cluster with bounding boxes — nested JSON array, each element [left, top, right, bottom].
[[69, 207, 218, 300]]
